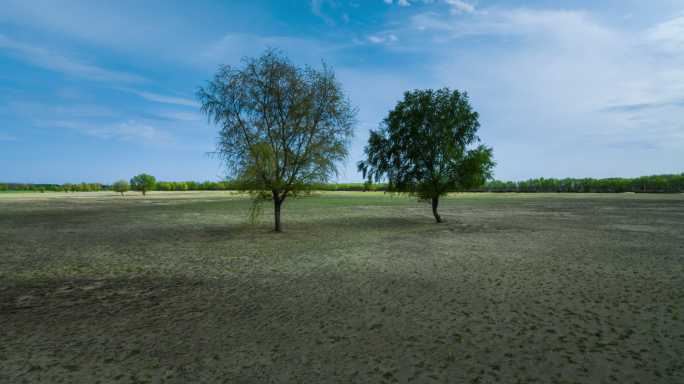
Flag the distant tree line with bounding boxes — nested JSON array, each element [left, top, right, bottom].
[[0, 181, 385, 192], [0, 180, 237, 192], [0, 183, 105, 193], [155, 181, 237, 191], [473, 174, 684, 193], [2, 174, 682, 193]]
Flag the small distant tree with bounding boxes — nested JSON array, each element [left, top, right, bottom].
[[112, 180, 130, 197], [198, 50, 356, 232], [359, 88, 495, 223], [130, 174, 156, 196]]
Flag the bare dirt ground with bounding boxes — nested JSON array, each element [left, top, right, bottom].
[[1, 191, 683, 383]]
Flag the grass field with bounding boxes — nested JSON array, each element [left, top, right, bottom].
[[1, 191, 683, 383]]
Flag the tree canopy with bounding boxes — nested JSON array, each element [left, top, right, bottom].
[[197, 50, 356, 231], [358, 88, 494, 222], [112, 180, 130, 196], [130, 174, 156, 196]]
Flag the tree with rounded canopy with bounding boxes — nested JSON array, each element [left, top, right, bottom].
[[358, 88, 495, 223], [130, 174, 156, 196], [112, 180, 130, 197], [197, 50, 356, 232]]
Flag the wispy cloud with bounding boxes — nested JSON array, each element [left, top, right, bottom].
[[0, 35, 198, 109], [5, 101, 116, 119], [367, 34, 398, 45], [0, 35, 145, 83], [409, 8, 610, 42], [52, 120, 173, 144], [0, 0, 197, 61], [384, 0, 475, 12], [310, 0, 336, 25], [384, 0, 412, 6], [647, 15, 684, 55], [198, 33, 342, 68], [3, 100, 180, 145], [601, 99, 684, 113], [154, 110, 202, 122], [123, 89, 199, 108], [444, 0, 475, 14]]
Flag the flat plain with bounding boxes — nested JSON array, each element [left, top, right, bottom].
[[1, 191, 683, 383]]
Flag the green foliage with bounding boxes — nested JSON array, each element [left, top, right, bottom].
[[130, 174, 156, 196], [247, 197, 265, 225], [197, 49, 356, 231], [112, 180, 130, 196], [308, 182, 387, 191], [155, 181, 172, 191], [358, 88, 495, 222], [360, 88, 495, 198], [477, 174, 684, 193], [73, 182, 103, 192], [0, 183, 101, 193], [156, 180, 234, 191]]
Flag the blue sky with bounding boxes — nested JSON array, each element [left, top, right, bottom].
[[1, 0, 683, 183]]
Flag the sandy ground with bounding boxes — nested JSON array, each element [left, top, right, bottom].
[[1, 192, 683, 383]]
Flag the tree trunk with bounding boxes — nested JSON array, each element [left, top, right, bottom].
[[142, 190, 146, 196], [431, 196, 442, 223], [273, 195, 283, 232]]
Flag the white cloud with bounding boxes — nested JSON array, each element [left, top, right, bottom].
[[367, 34, 399, 44], [124, 89, 199, 108], [410, 8, 611, 42], [197, 33, 341, 69], [0, 0, 196, 61], [390, 7, 684, 177], [646, 16, 684, 56], [383, 0, 412, 6], [53, 120, 173, 144], [367, 35, 385, 44], [5, 101, 116, 119], [155, 110, 202, 122], [445, 0, 474, 14], [2, 100, 190, 146], [385, 0, 472, 10], [0, 35, 145, 83], [310, 0, 336, 25]]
